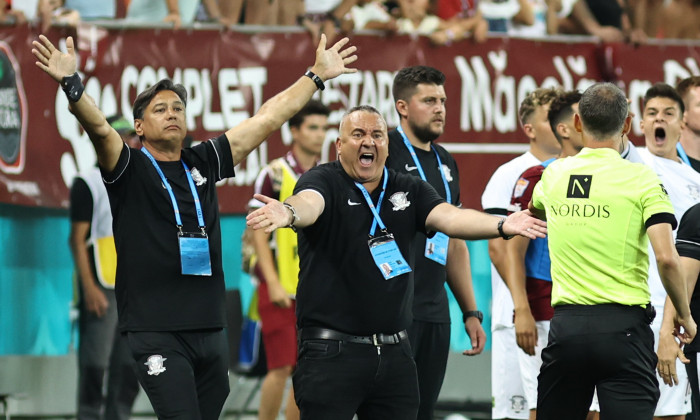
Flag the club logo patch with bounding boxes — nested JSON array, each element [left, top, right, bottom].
[[513, 177, 529, 198], [145, 355, 167, 376], [440, 164, 453, 182], [511, 395, 527, 412], [191, 167, 207, 186], [389, 192, 410, 211]]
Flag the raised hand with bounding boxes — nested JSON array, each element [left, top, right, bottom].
[[32, 34, 77, 83], [503, 210, 547, 240], [309, 34, 358, 82], [246, 194, 292, 234]]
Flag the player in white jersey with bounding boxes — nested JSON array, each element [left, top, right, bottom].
[[482, 87, 561, 420], [639, 83, 700, 419]]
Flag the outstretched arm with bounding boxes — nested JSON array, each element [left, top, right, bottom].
[[226, 35, 358, 166], [425, 203, 547, 241], [247, 190, 325, 233], [32, 35, 123, 172]]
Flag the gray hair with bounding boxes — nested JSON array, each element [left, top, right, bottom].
[[338, 105, 386, 132], [578, 83, 628, 140]]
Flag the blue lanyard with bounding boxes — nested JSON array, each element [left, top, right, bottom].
[[354, 167, 389, 237], [396, 125, 451, 203], [141, 148, 206, 231], [677, 142, 691, 166]]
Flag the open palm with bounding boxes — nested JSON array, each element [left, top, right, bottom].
[[32, 35, 78, 83]]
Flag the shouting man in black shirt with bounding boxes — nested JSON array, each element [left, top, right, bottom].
[[247, 105, 546, 420], [33, 33, 357, 420]]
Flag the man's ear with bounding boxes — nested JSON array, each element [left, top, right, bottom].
[[556, 122, 568, 139], [396, 99, 409, 119], [522, 123, 535, 140], [622, 114, 632, 136], [573, 113, 583, 133], [134, 119, 143, 136]]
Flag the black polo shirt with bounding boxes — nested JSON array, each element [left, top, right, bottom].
[[103, 135, 235, 332], [386, 129, 462, 323], [294, 160, 444, 335], [677, 202, 700, 353]]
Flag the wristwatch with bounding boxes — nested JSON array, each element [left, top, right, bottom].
[[497, 218, 514, 240], [463, 310, 484, 324]]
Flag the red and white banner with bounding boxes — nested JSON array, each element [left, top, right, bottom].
[[1, 25, 698, 212]]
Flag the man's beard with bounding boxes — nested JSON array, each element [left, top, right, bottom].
[[410, 120, 442, 143]]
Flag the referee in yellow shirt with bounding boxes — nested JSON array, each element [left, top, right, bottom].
[[530, 83, 696, 420]]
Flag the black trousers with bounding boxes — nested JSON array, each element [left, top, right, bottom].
[[293, 335, 419, 419], [78, 286, 139, 420], [407, 320, 450, 420], [686, 351, 700, 420], [126, 329, 230, 420], [537, 304, 659, 420]]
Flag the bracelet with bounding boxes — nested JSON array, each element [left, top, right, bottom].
[[497, 218, 514, 240], [61, 72, 85, 103], [283, 202, 299, 232], [304, 70, 325, 91]]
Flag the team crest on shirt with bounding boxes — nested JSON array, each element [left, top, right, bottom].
[[440, 164, 453, 182], [511, 395, 527, 412], [191, 167, 207, 186], [145, 355, 167, 376], [389, 192, 410, 211], [687, 184, 700, 201], [513, 178, 529, 198]]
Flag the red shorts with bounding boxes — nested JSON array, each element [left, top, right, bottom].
[[257, 280, 298, 370]]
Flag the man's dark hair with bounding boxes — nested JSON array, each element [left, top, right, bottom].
[[392, 66, 446, 104], [643, 83, 685, 115], [578, 83, 628, 140], [289, 100, 331, 129], [548, 90, 582, 143], [132, 79, 188, 120], [676, 76, 700, 111]]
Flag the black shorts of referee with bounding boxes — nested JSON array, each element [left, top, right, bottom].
[[537, 303, 659, 420]]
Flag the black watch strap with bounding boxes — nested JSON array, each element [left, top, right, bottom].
[[497, 218, 514, 240], [463, 310, 484, 324], [304, 70, 325, 91]]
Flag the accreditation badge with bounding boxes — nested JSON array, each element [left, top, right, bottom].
[[178, 232, 212, 276], [424, 232, 448, 265], [368, 233, 412, 280]]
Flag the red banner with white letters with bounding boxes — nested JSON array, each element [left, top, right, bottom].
[[0, 25, 698, 212]]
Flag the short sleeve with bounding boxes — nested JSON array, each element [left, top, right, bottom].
[[638, 166, 675, 226], [531, 175, 545, 212], [509, 166, 541, 214], [414, 178, 446, 234], [677, 203, 700, 260], [70, 177, 93, 223]]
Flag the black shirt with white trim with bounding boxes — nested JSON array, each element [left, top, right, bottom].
[[103, 135, 235, 332], [294, 160, 445, 335]]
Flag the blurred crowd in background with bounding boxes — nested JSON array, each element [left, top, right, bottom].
[[0, 0, 698, 46]]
